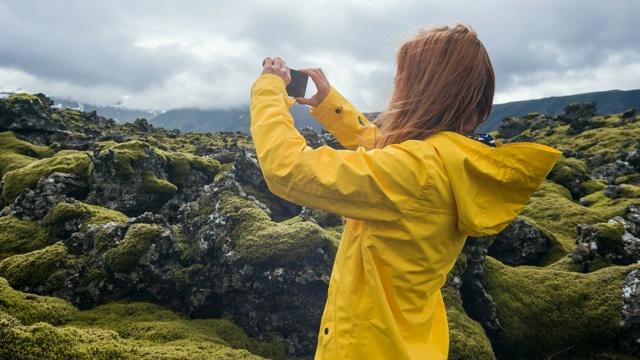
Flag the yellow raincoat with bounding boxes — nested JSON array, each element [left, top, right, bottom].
[[250, 74, 561, 359]]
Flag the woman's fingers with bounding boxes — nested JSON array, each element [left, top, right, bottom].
[[261, 57, 291, 85], [297, 67, 331, 107]]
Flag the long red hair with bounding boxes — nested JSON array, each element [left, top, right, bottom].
[[376, 24, 495, 147]]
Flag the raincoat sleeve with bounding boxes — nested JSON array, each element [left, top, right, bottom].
[[250, 74, 427, 222], [309, 87, 380, 151]]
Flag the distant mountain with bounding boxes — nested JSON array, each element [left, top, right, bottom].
[[479, 89, 640, 133], [149, 103, 323, 133], [149, 89, 640, 135]]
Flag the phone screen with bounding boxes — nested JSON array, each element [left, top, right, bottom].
[[286, 69, 309, 98]]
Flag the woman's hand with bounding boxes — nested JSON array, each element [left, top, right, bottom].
[[296, 68, 331, 107], [261, 57, 291, 86]]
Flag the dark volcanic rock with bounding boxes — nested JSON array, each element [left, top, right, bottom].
[[497, 116, 528, 139], [175, 172, 334, 356], [619, 269, 640, 356], [558, 102, 604, 135], [486, 217, 554, 266], [0, 94, 66, 134], [459, 236, 502, 338], [87, 142, 177, 216], [572, 218, 640, 269]]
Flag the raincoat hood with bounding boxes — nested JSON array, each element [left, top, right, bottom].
[[427, 132, 561, 237]]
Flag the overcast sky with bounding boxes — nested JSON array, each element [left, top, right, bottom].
[[1, 0, 639, 112]]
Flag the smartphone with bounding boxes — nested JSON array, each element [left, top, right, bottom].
[[286, 69, 309, 98]]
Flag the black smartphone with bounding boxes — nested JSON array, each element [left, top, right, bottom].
[[286, 69, 309, 98]]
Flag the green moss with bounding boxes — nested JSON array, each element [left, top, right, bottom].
[[548, 156, 588, 187], [616, 174, 640, 185], [173, 264, 204, 291], [139, 171, 178, 195], [531, 122, 640, 158], [102, 140, 220, 190], [482, 257, 639, 358], [2, 152, 92, 203], [235, 209, 333, 266], [216, 162, 235, 181], [579, 185, 640, 210], [154, 149, 221, 189], [0, 152, 37, 178], [220, 193, 334, 267], [101, 140, 149, 180], [0, 277, 78, 326], [1, 307, 272, 359], [442, 287, 496, 360], [0, 131, 56, 178], [81, 203, 129, 228], [0, 216, 50, 261], [103, 223, 163, 273], [0, 242, 70, 288], [7, 93, 42, 104], [44, 202, 87, 225], [165, 152, 191, 188], [68, 301, 284, 359], [521, 181, 631, 249], [43, 201, 128, 239], [581, 178, 606, 195], [592, 221, 626, 255]]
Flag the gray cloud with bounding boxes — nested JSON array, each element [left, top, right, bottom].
[[1, 0, 639, 111]]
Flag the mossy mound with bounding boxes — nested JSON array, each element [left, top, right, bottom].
[[482, 256, 639, 358], [521, 180, 639, 249], [0, 131, 55, 178], [0, 216, 50, 261], [103, 223, 165, 273], [536, 121, 640, 159], [42, 200, 128, 238], [0, 242, 71, 289], [100, 140, 221, 187], [0, 276, 77, 326], [220, 192, 335, 267], [548, 156, 591, 198], [0, 301, 284, 360], [2, 151, 92, 203], [68, 301, 286, 359]]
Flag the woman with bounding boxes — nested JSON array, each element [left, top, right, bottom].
[[250, 24, 560, 359]]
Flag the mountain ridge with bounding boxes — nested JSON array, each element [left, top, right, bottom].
[[3, 88, 639, 134]]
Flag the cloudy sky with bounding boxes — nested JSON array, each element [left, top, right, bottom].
[[1, 0, 639, 112]]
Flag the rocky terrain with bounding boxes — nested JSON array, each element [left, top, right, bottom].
[[0, 93, 639, 359]]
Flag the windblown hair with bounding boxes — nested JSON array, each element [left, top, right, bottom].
[[376, 24, 495, 147]]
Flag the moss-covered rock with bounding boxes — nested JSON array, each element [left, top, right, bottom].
[[103, 223, 164, 273], [139, 170, 179, 195], [548, 156, 591, 199], [2, 152, 92, 203], [521, 180, 635, 249], [0, 216, 50, 261], [221, 193, 334, 267], [0, 276, 78, 326], [0, 242, 70, 289], [0, 301, 279, 360], [68, 301, 286, 359], [482, 256, 639, 358], [42, 201, 129, 239], [0, 131, 56, 176]]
